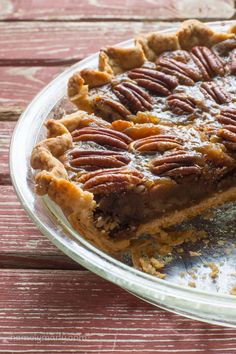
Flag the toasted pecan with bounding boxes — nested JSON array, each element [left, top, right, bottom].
[[217, 108, 236, 126], [217, 125, 236, 151], [150, 151, 202, 178], [131, 134, 183, 154], [167, 95, 196, 115], [78, 168, 143, 194], [72, 126, 132, 150], [200, 82, 231, 104], [112, 81, 152, 114], [191, 46, 225, 79], [67, 149, 131, 171], [156, 57, 199, 86], [93, 96, 131, 121], [128, 67, 178, 96]]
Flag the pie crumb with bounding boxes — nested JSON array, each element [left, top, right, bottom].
[[206, 262, 219, 279], [230, 286, 236, 295], [189, 271, 197, 280], [189, 251, 201, 257], [139, 257, 166, 279], [188, 281, 196, 288]]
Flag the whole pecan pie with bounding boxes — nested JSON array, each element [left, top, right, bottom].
[[31, 20, 236, 253]]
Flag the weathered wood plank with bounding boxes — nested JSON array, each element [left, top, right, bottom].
[[0, 66, 65, 122], [0, 21, 177, 65], [0, 185, 82, 269], [0, 184, 55, 254], [0, 121, 14, 184], [0, 66, 65, 112], [0, 269, 236, 353], [0, 253, 82, 270], [0, 0, 234, 20]]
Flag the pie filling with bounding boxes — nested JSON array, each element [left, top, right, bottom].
[[31, 20, 236, 251]]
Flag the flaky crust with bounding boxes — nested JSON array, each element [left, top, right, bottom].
[[68, 20, 234, 111], [135, 31, 179, 62], [99, 46, 146, 75], [177, 19, 233, 50]]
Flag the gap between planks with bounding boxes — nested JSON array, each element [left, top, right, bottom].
[[0, 66, 66, 122], [2, 16, 236, 23], [0, 0, 235, 21], [0, 184, 83, 269], [0, 21, 176, 66]]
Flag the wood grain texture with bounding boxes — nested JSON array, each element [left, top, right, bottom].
[[0, 185, 82, 269], [0, 0, 235, 20], [0, 269, 236, 353], [0, 66, 65, 120], [0, 21, 176, 65], [0, 121, 14, 184], [1, 0, 236, 346]]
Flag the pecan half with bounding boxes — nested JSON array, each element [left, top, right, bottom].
[[150, 151, 202, 178], [72, 126, 132, 150], [68, 149, 131, 171], [131, 134, 183, 154], [78, 168, 143, 194], [112, 81, 152, 114], [217, 125, 236, 151], [156, 57, 201, 86], [93, 96, 131, 121], [167, 95, 196, 115], [217, 108, 236, 126], [200, 82, 231, 104], [127, 67, 178, 96], [191, 46, 225, 79]]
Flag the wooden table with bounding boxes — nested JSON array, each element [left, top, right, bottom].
[[1, 1, 236, 352]]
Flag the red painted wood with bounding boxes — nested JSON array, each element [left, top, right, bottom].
[[0, 21, 175, 65], [0, 185, 82, 269], [0, 121, 13, 184], [0, 184, 61, 254], [0, 254, 81, 269], [0, 0, 234, 20], [1, 1, 236, 347], [0, 66, 65, 114], [0, 269, 235, 353]]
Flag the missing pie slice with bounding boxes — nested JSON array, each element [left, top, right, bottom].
[[31, 20, 236, 253]]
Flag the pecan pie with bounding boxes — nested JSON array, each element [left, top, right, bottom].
[[31, 20, 236, 253]]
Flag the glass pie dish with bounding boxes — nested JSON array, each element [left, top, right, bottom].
[[10, 21, 236, 327]]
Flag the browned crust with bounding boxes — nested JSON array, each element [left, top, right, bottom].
[[135, 31, 180, 62], [177, 19, 234, 50], [68, 19, 234, 112], [228, 23, 236, 34], [99, 46, 146, 75]]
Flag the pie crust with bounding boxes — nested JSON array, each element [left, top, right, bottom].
[[31, 20, 236, 254]]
